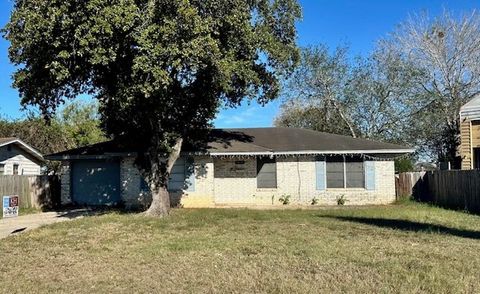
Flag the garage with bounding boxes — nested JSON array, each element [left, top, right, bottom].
[[71, 159, 121, 206]]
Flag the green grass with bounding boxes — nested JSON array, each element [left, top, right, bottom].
[[1, 202, 480, 293]]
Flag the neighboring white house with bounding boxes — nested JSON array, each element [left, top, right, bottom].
[[0, 138, 43, 175], [47, 128, 414, 208]]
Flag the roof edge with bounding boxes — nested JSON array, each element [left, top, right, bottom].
[[0, 139, 44, 161], [208, 149, 415, 156], [47, 148, 414, 161]]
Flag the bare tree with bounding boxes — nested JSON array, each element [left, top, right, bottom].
[[381, 10, 480, 164], [276, 44, 420, 145], [277, 45, 358, 137], [346, 47, 423, 142]]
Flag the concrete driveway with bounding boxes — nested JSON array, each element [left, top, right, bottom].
[[0, 209, 93, 239]]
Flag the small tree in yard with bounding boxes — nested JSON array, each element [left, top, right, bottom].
[[3, 0, 301, 216]]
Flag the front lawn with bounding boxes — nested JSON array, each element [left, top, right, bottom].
[[1, 202, 479, 293]]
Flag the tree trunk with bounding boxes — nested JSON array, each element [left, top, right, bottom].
[[331, 99, 357, 138], [145, 185, 171, 216], [144, 137, 183, 217]]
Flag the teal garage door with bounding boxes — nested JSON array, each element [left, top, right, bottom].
[[72, 159, 121, 206]]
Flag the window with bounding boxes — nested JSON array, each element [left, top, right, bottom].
[[140, 157, 195, 192], [326, 156, 344, 188], [0, 164, 4, 175], [13, 164, 19, 175], [326, 156, 365, 189], [345, 157, 365, 188], [257, 157, 277, 188]]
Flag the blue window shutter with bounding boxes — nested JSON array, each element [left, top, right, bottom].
[[365, 161, 376, 190], [185, 158, 195, 192], [315, 160, 326, 191]]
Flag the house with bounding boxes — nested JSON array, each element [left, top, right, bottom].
[[460, 95, 480, 169], [0, 137, 43, 175], [46, 127, 414, 208]]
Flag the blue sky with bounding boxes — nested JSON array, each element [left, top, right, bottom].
[[0, 0, 479, 125]]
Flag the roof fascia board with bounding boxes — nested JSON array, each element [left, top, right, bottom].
[[45, 152, 136, 160], [208, 149, 415, 156], [47, 149, 415, 160]]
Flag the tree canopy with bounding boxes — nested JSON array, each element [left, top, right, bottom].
[[277, 10, 480, 166], [4, 0, 301, 215], [276, 44, 421, 144], [0, 101, 106, 173]]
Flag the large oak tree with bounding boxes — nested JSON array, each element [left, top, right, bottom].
[[4, 0, 301, 216]]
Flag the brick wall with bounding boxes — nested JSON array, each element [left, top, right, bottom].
[[212, 157, 395, 206], [120, 157, 151, 209], [60, 161, 71, 205], [119, 156, 215, 209], [60, 155, 396, 208]]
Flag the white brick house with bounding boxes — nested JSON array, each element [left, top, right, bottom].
[[47, 128, 413, 208]]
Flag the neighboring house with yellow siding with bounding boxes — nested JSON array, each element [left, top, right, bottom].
[[46, 128, 414, 208], [460, 96, 480, 169]]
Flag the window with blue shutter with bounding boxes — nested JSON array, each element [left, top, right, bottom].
[[315, 159, 326, 191], [320, 155, 369, 189], [185, 157, 195, 192], [364, 161, 376, 190], [139, 157, 195, 192]]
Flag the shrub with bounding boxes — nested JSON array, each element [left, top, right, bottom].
[[278, 194, 291, 205], [311, 198, 319, 205], [336, 195, 348, 206]]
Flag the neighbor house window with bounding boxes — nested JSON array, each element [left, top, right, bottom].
[[326, 156, 365, 189], [0, 164, 4, 175], [257, 157, 277, 188], [13, 164, 19, 175]]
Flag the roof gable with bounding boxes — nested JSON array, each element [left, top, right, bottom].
[[0, 138, 44, 162], [461, 94, 480, 110]]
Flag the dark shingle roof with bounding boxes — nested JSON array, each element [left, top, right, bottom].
[[46, 127, 413, 159], [206, 128, 411, 153]]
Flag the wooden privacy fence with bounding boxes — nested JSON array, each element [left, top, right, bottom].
[[396, 170, 480, 213], [0, 175, 60, 209], [395, 172, 427, 201], [427, 170, 480, 212]]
